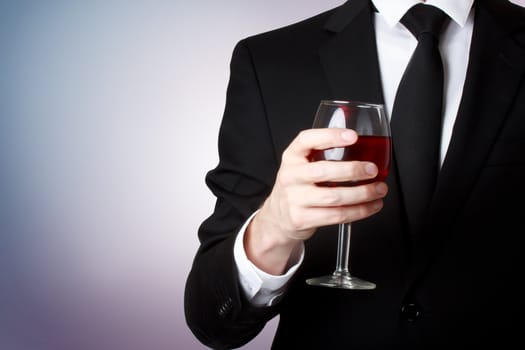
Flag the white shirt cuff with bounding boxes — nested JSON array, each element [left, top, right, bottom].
[[233, 210, 305, 307]]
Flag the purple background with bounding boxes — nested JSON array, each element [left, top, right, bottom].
[[1, 1, 523, 349]]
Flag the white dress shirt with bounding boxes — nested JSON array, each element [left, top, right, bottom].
[[234, 0, 475, 307]]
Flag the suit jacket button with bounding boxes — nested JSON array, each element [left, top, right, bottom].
[[217, 297, 233, 318], [401, 302, 421, 322]]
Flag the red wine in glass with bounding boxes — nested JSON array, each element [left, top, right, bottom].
[[311, 135, 391, 187]]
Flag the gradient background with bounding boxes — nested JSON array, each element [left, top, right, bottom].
[[1, 1, 524, 349]]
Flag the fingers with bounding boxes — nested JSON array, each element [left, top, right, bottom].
[[289, 182, 388, 208], [282, 197, 385, 234], [283, 128, 357, 164], [269, 178, 388, 237], [285, 160, 378, 185], [257, 128, 388, 243]]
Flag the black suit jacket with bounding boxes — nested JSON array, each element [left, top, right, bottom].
[[185, 0, 525, 348]]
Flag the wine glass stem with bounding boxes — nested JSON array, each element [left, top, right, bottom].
[[334, 223, 351, 276]]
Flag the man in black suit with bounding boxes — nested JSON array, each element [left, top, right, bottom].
[[185, 0, 525, 348]]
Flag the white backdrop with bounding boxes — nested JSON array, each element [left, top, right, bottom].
[[1, 1, 523, 349], [0, 1, 343, 349]]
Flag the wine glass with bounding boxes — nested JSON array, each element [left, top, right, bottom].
[[305, 100, 392, 290]]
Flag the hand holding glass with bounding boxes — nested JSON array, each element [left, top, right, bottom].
[[305, 100, 392, 290]]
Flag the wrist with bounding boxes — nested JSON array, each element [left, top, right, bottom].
[[244, 211, 302, 275]]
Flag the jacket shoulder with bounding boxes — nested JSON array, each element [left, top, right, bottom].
[[239, 5, 340, 50]]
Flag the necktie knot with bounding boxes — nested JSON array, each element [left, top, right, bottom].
[[401, 4, 450, 40]]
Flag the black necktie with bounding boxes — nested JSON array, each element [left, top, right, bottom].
[[390, 4, 450, 233]]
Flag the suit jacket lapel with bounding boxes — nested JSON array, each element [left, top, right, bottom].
[[319, 0, 384, 104], [408, 0, 525, 285]]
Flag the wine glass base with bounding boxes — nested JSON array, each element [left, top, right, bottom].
[[306, 273, 376, 290]]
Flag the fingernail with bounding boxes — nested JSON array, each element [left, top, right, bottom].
[[375, 183, 387, 195], [341, 130, 356, 142], [365, 163, 377, 175]]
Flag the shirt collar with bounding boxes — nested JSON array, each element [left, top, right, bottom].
[[371, 0, 475, 28]]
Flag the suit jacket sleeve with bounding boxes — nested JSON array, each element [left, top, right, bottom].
[[184, 39, 284, 349]]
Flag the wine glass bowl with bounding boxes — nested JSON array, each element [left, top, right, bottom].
[[305, 100, 391, 290]]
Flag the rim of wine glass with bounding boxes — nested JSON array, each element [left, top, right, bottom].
[[320, 99, 385, 109]]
